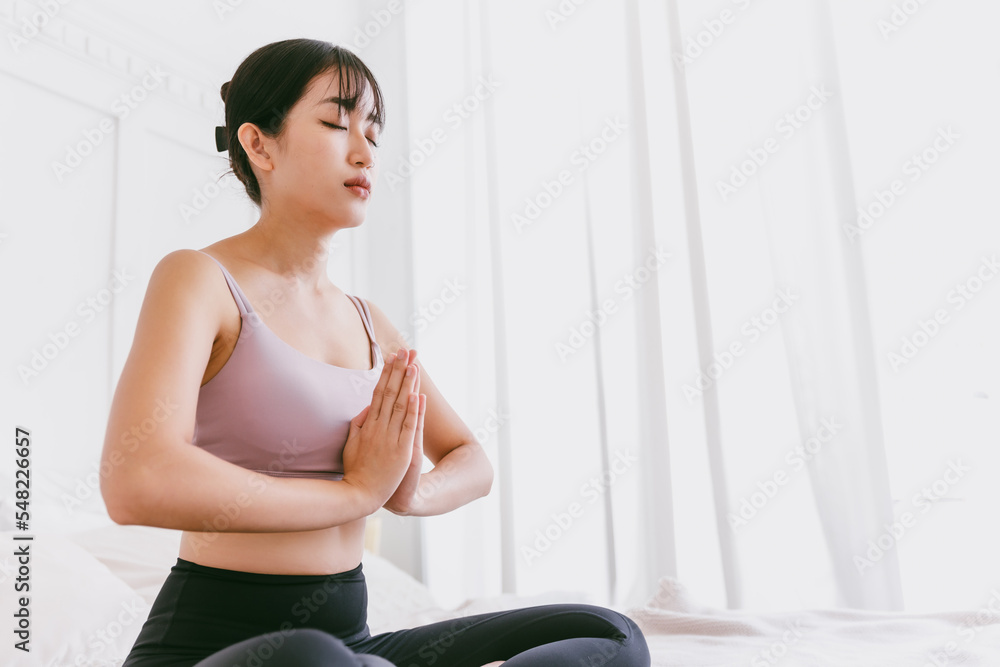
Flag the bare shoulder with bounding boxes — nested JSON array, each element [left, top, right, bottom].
[[134, 248, 234, 369], [155, 247, 222, 277], [150, 248, 230, 309]]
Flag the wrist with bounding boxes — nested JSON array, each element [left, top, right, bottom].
[[405, 475, 427, 516], [344, 477, 381, 518], [386, 474, 425, 517]]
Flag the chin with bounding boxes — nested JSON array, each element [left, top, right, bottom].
[[341, 211, 367, 227]]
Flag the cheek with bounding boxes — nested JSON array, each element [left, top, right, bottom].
[[284, 145, 333, 184]]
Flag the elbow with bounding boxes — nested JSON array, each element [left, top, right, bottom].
[[106, 501, 136, 526], [100, 467, 148, 526], [102, 483, 140, 525], [480, 456, 494, 498], [102, 489, 137, 525]]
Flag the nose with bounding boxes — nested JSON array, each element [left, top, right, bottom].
[[350, 134, 376, 169]]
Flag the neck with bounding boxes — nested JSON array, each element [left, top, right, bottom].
[[238, 215, 340, 292]]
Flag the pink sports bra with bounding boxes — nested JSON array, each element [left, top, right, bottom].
[[191, 251, 385, 481]]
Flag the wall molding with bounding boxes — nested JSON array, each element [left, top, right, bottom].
[[2, 0, 221, 118]]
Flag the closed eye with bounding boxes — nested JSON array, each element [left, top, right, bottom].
[[322, 121, 379, 148]]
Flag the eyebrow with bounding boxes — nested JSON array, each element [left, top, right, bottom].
[[319, 96, 382, 129]]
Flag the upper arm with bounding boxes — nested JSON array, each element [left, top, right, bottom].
[[364, 298, 486, 473], [100, 249, 223, 518]]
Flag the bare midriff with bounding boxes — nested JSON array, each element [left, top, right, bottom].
[[178, 518, 366, 575]]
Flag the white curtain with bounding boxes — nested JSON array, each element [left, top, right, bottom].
[[400, 0, 1000, 613]]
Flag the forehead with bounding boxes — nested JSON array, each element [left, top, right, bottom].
[[303, 69, 378, 120]]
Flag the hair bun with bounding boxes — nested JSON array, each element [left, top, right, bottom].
[[220, 80, 231, 103]]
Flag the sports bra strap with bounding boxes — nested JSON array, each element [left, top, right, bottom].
[[200, 251, 254, 316], [349, 295, 376, 341]]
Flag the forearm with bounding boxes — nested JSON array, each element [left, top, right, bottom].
[[103, 441, 375, 532], [403, 443, 493, 517]]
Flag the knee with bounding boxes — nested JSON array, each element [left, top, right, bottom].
[[560, 604, 651, 664], [572, 604, 639, 640], [605, 610, 650, 664]]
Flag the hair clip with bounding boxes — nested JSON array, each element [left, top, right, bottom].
[[215, 126, 228, 152]]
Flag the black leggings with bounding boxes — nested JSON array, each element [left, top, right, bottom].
[[122, 557, 651, 667]]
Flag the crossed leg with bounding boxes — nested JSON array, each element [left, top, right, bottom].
[[191, 603, 649, 666], [353, 602, 651, 667]]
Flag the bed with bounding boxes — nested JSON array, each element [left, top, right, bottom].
[[3, 520, 999, 666]]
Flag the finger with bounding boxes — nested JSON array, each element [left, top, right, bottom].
[[412, 355, 420, 395], [376, 347, 410, 422], [387, 355, 420, 435], [397, 391, 420, 447], [346, 405, 371, 444], [370, 349, 396, 421], [415, 394, 426, 450], [355, 404, 371, 427]]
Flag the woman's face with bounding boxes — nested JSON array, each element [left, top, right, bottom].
[[252, 69, 381, 225]]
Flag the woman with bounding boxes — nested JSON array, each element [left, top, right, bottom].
[[102, 37, 651, 667]]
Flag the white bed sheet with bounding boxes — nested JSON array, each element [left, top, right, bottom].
[[625, 576, 1000, 667]]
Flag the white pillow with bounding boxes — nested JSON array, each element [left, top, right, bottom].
[[0, 467, 15, 531], [68, 524, 182, 608], [0, 530, 148, 667], [361, 548, 453, 634]]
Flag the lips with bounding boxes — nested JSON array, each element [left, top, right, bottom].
[[344, 174, 371, 194]]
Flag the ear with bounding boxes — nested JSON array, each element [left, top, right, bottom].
[[236, 121, 275, 172]]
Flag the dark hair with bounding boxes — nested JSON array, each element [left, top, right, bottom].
[[218, 38, 385, 207]]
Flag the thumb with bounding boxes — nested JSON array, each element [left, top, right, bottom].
[[349, 404, 371, 434]]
